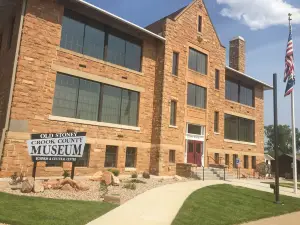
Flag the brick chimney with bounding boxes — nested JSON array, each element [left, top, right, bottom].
[[229, 36, 245, 73]]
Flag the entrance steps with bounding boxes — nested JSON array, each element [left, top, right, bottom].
[[194, 167, 237, 180]]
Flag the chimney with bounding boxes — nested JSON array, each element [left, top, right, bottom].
[[229, 36, 245, 73]]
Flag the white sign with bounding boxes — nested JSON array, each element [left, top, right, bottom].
[[27, 132, 86, 161], [185, 133, 204, 141]]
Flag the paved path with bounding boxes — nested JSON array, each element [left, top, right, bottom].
[[241, 211, 300, 225], [87, 179, 300, 225]]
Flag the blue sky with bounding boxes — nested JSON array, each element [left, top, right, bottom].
[[87, 0, 300, 128]]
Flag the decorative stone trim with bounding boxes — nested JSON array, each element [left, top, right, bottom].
[[224, 139, 256, 146]]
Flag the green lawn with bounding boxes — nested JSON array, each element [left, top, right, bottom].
[[0, 192, 117, 225], [262, 182, 300, 190], [172, 184, 300, 225]]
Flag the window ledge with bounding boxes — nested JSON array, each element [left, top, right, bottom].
[[214, 132, 220, 135], [169, 163, 176, 166], [125, 168, 136, 172], [188, 69, 207, 76], [224, 139, 256, 146], [187, 105, 206, 111], [48, 115, 141, 131], [225, 99, 255, 109], [171, 74, 178, 78], [169, 125, 178, 129], [57, 47, 144, 76]]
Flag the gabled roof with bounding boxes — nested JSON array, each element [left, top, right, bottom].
[[264, 154, 275, 161]]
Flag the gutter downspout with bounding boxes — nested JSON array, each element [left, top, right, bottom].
[[0, 0, 27, 165]]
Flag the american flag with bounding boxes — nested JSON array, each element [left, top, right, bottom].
[[284, 20, 296, 97]]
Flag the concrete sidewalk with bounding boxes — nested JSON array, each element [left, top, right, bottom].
[[87, 179, 300, 225], [241, 211, 300, 225]]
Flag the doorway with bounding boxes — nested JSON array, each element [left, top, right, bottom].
[[187, 140, 203, 166]]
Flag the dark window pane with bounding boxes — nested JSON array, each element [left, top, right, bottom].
[[252, 156, 256, 169], [240, 85, 253, 107], [214, 153, 219, 164], [225, 154, 229, 166], [233, 154, 238, 168], [101, 85, 122, 124], [214, 112, 219, 133], [188, 48, 197, 71], [215, 69, 220, 89], [198, 16, 202, 32], [76, 144, 90, 167], [224, 114, 239, 140], [104, 146, 118, 167], [120, 90, 139, 126], [188, 124, 202, 135], [239, 118, 255, 142], [225, 80, 239, 102], [52, 74, 79, 118], [125, 147, 136, 167], [188, 48, 207, 74], [170, 101, 177, 126], [169, 150, 176, 163], [125, 41, 142, 71], [77, 79, 100, 121], [244, 155, 249, 168], [107, 34, 126, 67], [195, 85, 206, 108], [60, 14, 85, 53], [187, 83, 196, 106], [83, 24, 105, 59], [172, 52, 179, 75]]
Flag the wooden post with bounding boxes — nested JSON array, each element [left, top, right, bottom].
[[71, 162, 75, 180], [32, 161, 37, 181]]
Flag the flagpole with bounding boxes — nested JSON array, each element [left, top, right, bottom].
[[291, 91, 297, 193]]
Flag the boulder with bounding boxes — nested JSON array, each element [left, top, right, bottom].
[[76, 181, 89, 191], [90, 171, 103, 181], [61, 184, 73, 191], [10, 184, 22, 190], [103, 194, 120, 205], [60, 178, 77, 188], [112, 176, 120, 186], [102, 171, 113, 185], [21, 180, 33, 193], [174, 175, 183, 181], [33, 181, 44, 193], [43, 179, 60, 189]]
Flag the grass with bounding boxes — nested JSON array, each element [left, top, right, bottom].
[[172, 184, 300, 225], [0, 192, 117, 225], [262, 182, 300, 190]]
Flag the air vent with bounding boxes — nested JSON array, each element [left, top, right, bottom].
[[79, 64, 86, 68]]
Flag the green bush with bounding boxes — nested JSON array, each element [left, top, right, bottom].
[[131, 172, 138, 178], [129, 179, 146, 184], [123, 183, 136, 190], [108, 169, 120, 177], [62, 170, 70, 179], [142, 171, 150, 179]]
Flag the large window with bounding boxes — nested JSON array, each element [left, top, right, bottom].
[[60, 10, 142, 72], [104, 146, 118, 168], [170, 100, 177, 126], [252, 156, 256, 169], [75, 144, 90, 167], [224, 114, 255, 143], [188, 48, 207, 74], [125, 147, 136, 168], [244, 155, 249, 169], [172, 52, 179, 75], [52, 73, 139, 126], [214, 111, 219, 133], [187, 83, 206, 109], [226, 79, 254, 107]]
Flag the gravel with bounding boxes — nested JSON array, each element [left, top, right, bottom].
[[0, 176, 192, 204]]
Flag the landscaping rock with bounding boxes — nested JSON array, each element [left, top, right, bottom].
[[174, 175, 183, 181], [33, 181, 44, 193], [61, 184, 73, 191], [103, 171, 113, 185], [112, 176, 120, 186], [142, 171, 150, 179], [10, 184, 22, 190], [21, 180, 33, 193], [103, 194, 120, 205], [90, 171, 103, 181], [43, 179, 61, 189], [76, 181, 89, 191], [60, 178, 77, 188]]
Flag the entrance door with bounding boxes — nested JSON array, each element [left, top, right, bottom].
[[187, 140, 203, 166]]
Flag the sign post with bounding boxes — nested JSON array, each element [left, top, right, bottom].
[[27, 132, 86, 180]]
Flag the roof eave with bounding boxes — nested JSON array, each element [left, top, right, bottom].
[[74, 0, 166, 42], [226, 66, 273, 91]]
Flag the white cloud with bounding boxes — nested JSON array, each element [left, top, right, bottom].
[[216, 0, 300, 30]]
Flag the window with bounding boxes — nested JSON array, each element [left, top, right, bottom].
[[170, 100, 177, 126], [187, 124, 204, 135], [188, 48, 207, 74], [46, 161, 62, 167], [214, 112, 219, 133], [125, 147, 136, 168], [198, 16, 202, 32], [187, 83, 206, 109], [252, 156, 256, 169], [172, 52, 179, 75], [244, 155, 249, 169], [75, 144, 90, 167], [233, 154, 238, 168], [226, 79, 254, 107], [215, 69, 220, 89], [104, 146, 118, 167], [214, 153, 219, 164], [224, 114, 255, 143], [225, 154, 229, 166], [169, 150, 176, 163], [8, 16, 15, 49], [52, 73, 139, 126], [60, 10, 142, 71]]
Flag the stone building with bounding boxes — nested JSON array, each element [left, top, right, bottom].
[[0, 0, 272, 177]]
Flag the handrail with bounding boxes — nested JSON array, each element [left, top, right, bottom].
[[207, 156, 225, 167]]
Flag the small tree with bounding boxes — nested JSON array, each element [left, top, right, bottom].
[[256, 162, 271, 177]]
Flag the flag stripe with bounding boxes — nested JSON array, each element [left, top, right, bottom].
[[284, 22, 295, 97]]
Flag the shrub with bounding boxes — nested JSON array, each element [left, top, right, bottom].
[[142, 171, 150, 179], [256, 162, 271, 177], [99, 181, 108, 197], [62, 170, 70, 179], [131, 172, 138, 178], [123, 183, 136, 190], [129, 179, 146, 184], [108, 169, 120, 177], [10, 172, 18, 185]]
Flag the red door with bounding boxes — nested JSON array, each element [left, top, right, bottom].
[[187, 140, 203, 166]]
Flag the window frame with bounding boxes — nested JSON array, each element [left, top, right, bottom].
[[104, 145, 118, 168], [187, 83, 207, 109], [252, 156, 257, 169], [125, 147, 137, 168], [214, 153, 220, 164], [169, 150, 176, 163], [225, 154, 229, 166], [244, 155, 249, 169], [198, 16, 202, 33], [233, 154, 238, 168], [188, 48, 208, 75], [170, 100, 177, 126], [75, 144, 90, 167], [214, 111, 219, 133], [215, 69, 220, 90], [172, 52, 179, 76]]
